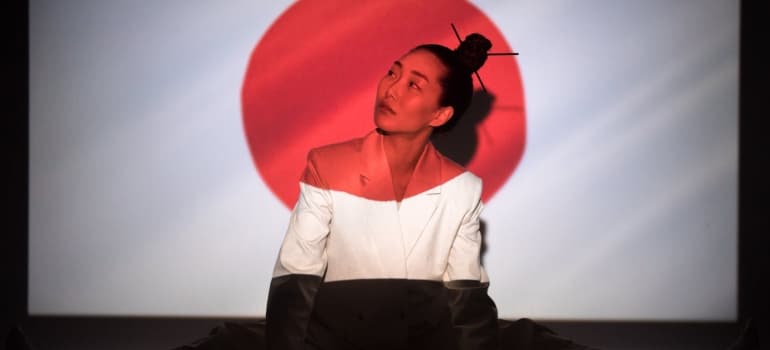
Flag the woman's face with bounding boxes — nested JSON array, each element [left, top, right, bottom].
[[374, 49, 453, 136]]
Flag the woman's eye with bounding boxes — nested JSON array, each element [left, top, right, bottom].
[[387, 70, 396, 77], [408, 81, 420, 89]]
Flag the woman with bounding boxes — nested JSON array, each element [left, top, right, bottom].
[[173, 32, 592, 350], [266, 34, 499, 350]]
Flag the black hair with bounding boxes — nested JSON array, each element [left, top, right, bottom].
[[412, 33, 491, 130]]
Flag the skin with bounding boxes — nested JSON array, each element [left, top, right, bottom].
[[373, 49, 455, 201]]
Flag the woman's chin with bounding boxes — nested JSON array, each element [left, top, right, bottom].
[[373, 116, 390, 132]]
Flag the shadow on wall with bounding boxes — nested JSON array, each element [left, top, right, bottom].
[[431, 90, 495, 267], [431, 89, 495, 167], [480, 219, 488, 267]]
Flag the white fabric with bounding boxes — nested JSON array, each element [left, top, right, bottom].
[[273, 172, 489, 283]]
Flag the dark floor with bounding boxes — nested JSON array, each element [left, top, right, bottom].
[[6, 317, 744, 350]]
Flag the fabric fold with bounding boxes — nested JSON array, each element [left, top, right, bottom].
[[446, 281, 500, 350], [265, 274, 322, 350]]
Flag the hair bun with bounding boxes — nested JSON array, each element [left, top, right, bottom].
[[454, 33, 492, 73]]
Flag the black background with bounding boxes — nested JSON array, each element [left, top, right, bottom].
[[2, 0, 767, 348]]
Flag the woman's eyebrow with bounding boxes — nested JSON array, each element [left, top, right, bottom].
[[393, 61, 430, 83], [409, 70, 429, 83], [393, 60, 429, 83]]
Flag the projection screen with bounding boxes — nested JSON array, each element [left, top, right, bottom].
[[29, 0, 739, 320]]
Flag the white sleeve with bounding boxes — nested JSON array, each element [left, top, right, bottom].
[[445, 179, 487, 283], [272, 153, 332, 278]]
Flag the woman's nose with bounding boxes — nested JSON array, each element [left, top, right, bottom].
[[385, 81, 399, 100], [386, 86, 395, 99]]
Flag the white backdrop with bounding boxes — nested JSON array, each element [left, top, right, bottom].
[[29, 0, 738, 320]]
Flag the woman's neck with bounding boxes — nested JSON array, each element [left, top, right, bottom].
[[381, 130, 430, 175]]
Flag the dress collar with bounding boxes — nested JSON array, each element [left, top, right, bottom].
[[358, 130, 443, 201]]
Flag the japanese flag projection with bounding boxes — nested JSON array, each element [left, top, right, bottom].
[[29, 0, 738, 320]]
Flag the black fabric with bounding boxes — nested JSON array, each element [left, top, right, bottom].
[[265, 274, 322, 350], [306, 279, 454, 350], [446, 281, 499, 349], [176, 277, 597, 349], [498, 319, 595, 350], [4, 326, 34, 350], [173, 318, 596, 350], [172, 321, 265, 350]]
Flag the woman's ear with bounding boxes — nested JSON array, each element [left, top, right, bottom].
[[429, 106, 454, 128]]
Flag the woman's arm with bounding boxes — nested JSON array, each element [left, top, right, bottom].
[[266, 150, 332, 350], [445, 180, 499, 350]]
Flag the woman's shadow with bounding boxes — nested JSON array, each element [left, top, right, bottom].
[[431, 89, 495, 265], [430, 89, 495, 167]]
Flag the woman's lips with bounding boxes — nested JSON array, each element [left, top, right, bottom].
[[376, 101, 395, 115]]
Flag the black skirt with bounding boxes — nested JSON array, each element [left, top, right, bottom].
[[174, 279, 594, 350], [305, 279, 456, 350]]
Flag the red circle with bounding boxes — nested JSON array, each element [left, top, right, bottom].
[[242, 0, 526, 208]]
